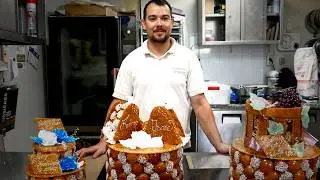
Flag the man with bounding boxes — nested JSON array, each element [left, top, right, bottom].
[[76, 0, 229, 158]]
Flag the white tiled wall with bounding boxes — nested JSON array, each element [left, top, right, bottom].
[[199, 45, 267, 85]]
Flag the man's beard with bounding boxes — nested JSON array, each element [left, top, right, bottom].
[[150, 32, 170, 43]]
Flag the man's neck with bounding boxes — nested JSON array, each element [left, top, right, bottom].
[[147, 39, 172, 58]]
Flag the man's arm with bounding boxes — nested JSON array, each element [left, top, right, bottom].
[[190, 93, 229, 153]]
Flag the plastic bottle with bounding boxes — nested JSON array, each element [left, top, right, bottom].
[[26, 0, 37, 37]]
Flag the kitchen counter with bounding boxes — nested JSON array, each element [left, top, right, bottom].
[[211, 101, 320, 110], [0, 152, 229, 180]]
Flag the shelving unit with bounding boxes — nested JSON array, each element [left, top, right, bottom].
[[199, 0, 283, 45]]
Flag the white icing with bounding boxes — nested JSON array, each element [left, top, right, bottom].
[[110, 111, 117, 120], [166, 161, 174, 172], [123, 163, 132, 175], [144, 163, 154, 174], [119, 131, 164, 149], [275, 161, 288, 172], [254, 171, 264, 180], [115, 104, 122, 111], [279, 171, 293, 180], [102, 119, 121, 145], [117, 110, 124, 119], [118, 152, 127, 164], [161, 152, 171, 162], [38, 130, 58, 146]]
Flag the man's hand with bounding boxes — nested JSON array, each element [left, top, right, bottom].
[[216, 143, 230, 154], [76, 140, 107, 158]]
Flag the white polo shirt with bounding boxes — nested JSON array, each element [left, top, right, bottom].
[[112, 38, 205, 138]]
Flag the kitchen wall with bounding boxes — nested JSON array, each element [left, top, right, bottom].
[[200, 45, 266, 85]]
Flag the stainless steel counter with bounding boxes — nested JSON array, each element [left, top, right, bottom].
[[0, 152, 230, 180]]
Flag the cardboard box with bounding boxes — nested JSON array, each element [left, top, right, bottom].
[[65, 3, 135, 16]]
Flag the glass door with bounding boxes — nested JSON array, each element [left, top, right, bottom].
[[47, 16, 123, 135]]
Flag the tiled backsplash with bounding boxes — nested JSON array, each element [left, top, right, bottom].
[[199, 45, 267, 85]]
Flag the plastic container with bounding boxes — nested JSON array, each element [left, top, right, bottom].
[[26, 0, 37, 37], [204, 81, 231, 104]]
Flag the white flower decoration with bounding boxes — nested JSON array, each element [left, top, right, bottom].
[[110, 169, 117, 179], [234, 151, 240, 164], [118, 152, 127, 164], [179, 159, 183, 171], [301, 160, 310, 171], [275, 161, 288, 172], [137, 155, 148, 164], [166, 161, 174, 172], [117, 110, 124, 119], [161, 152, 171, 162], [123, 163, 132, 175], [177, 148, 183, 158], [171, 169, 178, 178], [250, 156, 261, 170], [306, 168, 314, 179], [108, 157, 115, 168], [236, 163, 244, 175], [279, 171, 293, 180], [112, 119, 120, 128], [150, 173, 160, 180], [107, 148, 111, 156], [254, 171, 264, 180], [110, 111, 117, 120], [121, 102, 130, 110], [144, 162, 154, 174], [240, 174, 247, 180], [126, 173, 136, 180], [115, 104, 122, 111]]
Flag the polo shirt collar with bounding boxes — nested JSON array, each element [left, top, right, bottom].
[[142, 37, 177, 57]]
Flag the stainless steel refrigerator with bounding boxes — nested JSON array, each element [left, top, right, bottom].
[[46, 16, 137, 143]]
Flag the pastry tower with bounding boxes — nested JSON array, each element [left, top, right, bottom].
[[25, 118, 85, 180], [103, 100, 186, 180], [229, 90, 320, 180]]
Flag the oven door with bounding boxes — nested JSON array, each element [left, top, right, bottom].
[[196, 109, 245, 152]]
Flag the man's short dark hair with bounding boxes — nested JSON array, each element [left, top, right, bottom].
[[143, 0, 172, 20]]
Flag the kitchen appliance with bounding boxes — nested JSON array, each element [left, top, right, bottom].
[[196, 108, 246, 152], [46, 16, 137, 138]]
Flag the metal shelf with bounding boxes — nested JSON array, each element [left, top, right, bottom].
[[201, 40, 279, 46], [205, 13, 225, 18], [0, 29, 45, 45]]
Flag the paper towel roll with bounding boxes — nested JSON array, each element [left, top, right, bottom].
[[222, 116, 241, 124]]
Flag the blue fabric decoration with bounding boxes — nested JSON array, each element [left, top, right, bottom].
[[59, 155, 78, 172], [53, 129, 78, 143], [31, 137, 43, 145]]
